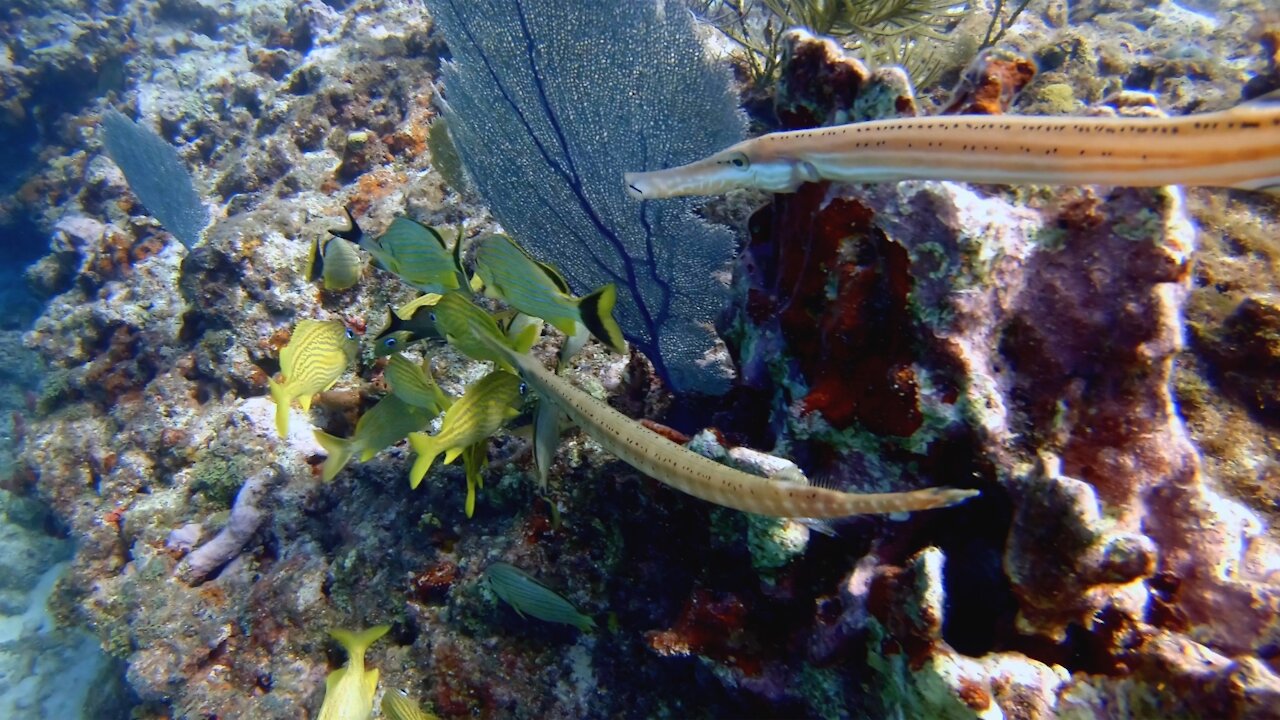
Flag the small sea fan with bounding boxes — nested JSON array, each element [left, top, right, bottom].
[[101, 110, 209, 249]]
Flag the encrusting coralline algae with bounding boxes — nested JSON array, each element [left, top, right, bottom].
[[1, 0, 1279, 718]]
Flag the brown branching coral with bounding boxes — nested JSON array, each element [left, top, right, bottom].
[[694, 0, 1033, 91]]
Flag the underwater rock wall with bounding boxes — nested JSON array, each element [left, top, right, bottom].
[[720, 10, 1280, 719]]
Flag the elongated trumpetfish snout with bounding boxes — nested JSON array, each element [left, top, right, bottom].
[[625, 91, 1280, 199], [624, 170, 667, 199], [625, 149, 759, 198], [624, 165, 747, 199]]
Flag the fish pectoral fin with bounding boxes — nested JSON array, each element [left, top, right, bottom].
[[508, 321, 541, 354], [324, 668, 344, 695]]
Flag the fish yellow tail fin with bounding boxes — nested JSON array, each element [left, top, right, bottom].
[[577, 284, 627, 354], [313, 430, 355, 482], [462, 441, 487, 518], [408, 432, 442, 489], [329, 624, 390, 664], [268, 379, 290, 438]]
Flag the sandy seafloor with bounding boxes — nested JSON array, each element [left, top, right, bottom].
[[2, 0, 1280, 718]]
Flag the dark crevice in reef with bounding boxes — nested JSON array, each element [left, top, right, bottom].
[[934, 482, 1019, 657], [0, 211, 51, 330]]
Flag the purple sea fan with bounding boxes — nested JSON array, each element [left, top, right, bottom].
[[426, 0, 746, 393]]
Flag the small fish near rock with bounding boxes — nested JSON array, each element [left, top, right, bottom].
[[484, 561, 596, 632], [269, 319, 360, 438]]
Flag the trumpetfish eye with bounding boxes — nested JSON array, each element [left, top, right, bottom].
[[724, 152, 749, 169]]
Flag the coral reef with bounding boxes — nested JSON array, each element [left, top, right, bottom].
[[713, 16, 1280, 719], [3, 0, 1279, 718], [176, 466, 281, 584]]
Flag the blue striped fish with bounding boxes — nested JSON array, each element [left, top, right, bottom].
[[483, 562, 595, 632], [269, 319, 359, 437], [473, 234, 627, 355], [364, 217, 466, 294], [429, 291, 539, 373]]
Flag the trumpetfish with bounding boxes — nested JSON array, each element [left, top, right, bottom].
[[624, 92, 1280, 199], [445, 295, 979, 518]]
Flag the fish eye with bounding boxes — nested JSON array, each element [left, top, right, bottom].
[[345, 328, 355, 339], [519, 382, 528, 395], [727, 152, 749, 169], [428, 312, 437, 322], [384, 337, 397, 348]]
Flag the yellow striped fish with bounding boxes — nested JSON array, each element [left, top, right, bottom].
[[371, 294, 444, 358], [307, 234, 364, 291], [268, 319, 359, 438], [313, 394, 440, 482], [381, 688, 440, 720], [624, 92, 1280, 198], [484, 562, 595, 632], [430, 292, 540, 373], [317, 625, 389, 720], [407, 369, 523, 489], [384, 354, 450, 413], [365, 217, 467, 294], [474, 234, 627, 355], [438, 293, 978, 518]]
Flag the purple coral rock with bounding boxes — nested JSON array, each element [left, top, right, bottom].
[[177, 467, 279, 585]]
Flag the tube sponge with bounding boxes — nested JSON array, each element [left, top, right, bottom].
[[177, 467, 279, 585]]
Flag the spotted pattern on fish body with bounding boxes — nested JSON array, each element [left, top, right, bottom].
[[385, 354, 450, 413], [484, 562, 595, 632], [474, 233, 628, 355], [269, 319, 359, 438], [407, 370, 523, 488], [624, 93, 1280, 198], [448, 299, 978, 517]]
